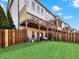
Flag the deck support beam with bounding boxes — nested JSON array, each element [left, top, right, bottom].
[[25, 19, 28, 42], [47, 28, 48, 40], [38, 25, 40, 41]]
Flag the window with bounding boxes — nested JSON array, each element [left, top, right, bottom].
[[41, 8, 44, 15], [48, 13, 50, 19], [32, 1, 35, 10], [37, 5, 40, 13], [46, 12, 49, 18], [58, 21, 62, 27], [45, 12, 47, 17]]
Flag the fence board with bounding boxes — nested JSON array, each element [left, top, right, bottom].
[[0, 29, 27, 48]]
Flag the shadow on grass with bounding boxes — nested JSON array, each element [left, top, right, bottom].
[[0, 41, 49, 54], [0, 42, 38, 54], [0, 40, 77, 54]]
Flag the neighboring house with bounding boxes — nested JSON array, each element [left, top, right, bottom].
[[9, 0, 77, 41]]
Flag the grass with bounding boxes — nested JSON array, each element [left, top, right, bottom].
[[0, 41, 79, 59]]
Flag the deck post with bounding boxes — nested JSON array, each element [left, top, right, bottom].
[[38, 25, 40, 41], [66, 32, 67, 42], [52, 29, 54, 40], [25, 19, 28, 42], [59, 31, 61, 41], [56, 30, 58, 41], [58, 31, 59, 41], [47, 27, 48, 40]]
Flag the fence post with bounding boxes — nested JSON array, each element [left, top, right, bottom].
[[12, 29, 15, 44], [5, 29, 8, 48]]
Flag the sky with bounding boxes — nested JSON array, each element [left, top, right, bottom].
[[0, 0, 8, 11], [0, 0, 79, 30], [40, 0, 79, 30]]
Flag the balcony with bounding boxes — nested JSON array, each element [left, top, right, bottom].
[[62, 27, 69, 32], [27, 18, 39, 25]]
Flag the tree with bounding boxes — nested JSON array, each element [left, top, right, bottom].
[[0, 5, 8, 29], [0, 5, 15, 29], [7, 9, 15, 29]]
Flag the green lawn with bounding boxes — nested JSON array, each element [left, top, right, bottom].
[[0, 41, 79, 59]]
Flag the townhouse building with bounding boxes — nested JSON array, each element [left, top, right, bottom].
[[9, 0, 78, 42], [19, 0, 57, 41]]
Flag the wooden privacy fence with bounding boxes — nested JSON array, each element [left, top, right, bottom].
[[52, 31, 79, 43], [0, 28, 79, 48], [0, 29, 27, 48], [0, 30, 5, 48]]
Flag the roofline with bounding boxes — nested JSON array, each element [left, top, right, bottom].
[[35, 0, 71, 28]]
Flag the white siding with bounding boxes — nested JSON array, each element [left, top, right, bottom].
[[26, 0, 55, 21], [10, 0, 18, 29], [19, 0, 25, 12]]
